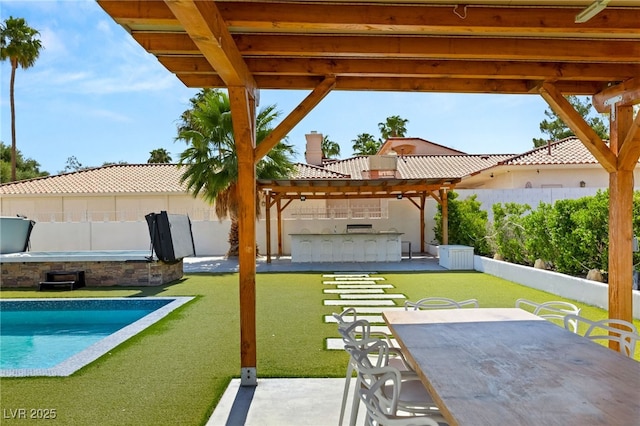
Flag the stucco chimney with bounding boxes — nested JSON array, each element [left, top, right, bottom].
[[305, 131, 324, 166]]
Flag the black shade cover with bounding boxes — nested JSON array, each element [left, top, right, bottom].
[[145, 211, 196, 262]]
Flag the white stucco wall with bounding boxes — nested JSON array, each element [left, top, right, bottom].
[[462, 165, 640, 191], [475, 256, 640, 319], [4, 186, 636, 255]]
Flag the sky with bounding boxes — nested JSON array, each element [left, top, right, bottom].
[[1, 0, 556, 176]]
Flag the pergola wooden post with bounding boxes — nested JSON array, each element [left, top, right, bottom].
[[406, 193, 427, 253], [264, 189, 272, 263], [439, 188, 449, 245], [229, 86, 258, 385], [542, 81, 640, 325]]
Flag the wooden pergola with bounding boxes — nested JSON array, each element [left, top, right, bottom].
[[257, 177, 459, 261], [97, 0, 640, 385]]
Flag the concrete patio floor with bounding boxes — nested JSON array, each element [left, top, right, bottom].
[[186, 254, 444, 426], [206, 378, 366, 426], [184, 253, 445, 274]]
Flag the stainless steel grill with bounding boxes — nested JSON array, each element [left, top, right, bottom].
[[346, 224, 374, 233]]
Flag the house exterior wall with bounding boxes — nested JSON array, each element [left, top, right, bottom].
[[1, 192, 230, 255], [378, 138, 463, 156], [463, 165, 640, 190]]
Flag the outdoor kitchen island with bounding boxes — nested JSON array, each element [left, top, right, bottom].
[[290, 225, 402, 263]]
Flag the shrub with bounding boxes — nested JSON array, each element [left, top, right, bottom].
[[522, 201, 555, 265], [491, 202, 531, 265], [548, 191, 610, 276], [433, 191, 490, 255]]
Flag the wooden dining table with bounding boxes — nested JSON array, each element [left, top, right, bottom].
[[383, 308, 640, 426]]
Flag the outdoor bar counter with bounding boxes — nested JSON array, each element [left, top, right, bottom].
[[290, 231, 402, 263]]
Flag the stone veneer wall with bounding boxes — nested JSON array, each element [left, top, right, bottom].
[[0, 259, 183, 287]]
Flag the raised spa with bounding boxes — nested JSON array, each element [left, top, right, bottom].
[[0, 250, 184, 287]]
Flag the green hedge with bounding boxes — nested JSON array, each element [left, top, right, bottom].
[[434, 190, 640, 279], [433, 191, 491, 256]]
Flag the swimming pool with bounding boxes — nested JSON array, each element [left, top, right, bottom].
[[0, 297, 193, 377]]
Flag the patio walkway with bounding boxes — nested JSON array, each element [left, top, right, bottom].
[[183, 253, 445, 274], [191, 255, 445, 426]]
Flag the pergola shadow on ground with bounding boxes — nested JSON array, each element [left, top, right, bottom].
[[206, 378, 364, 426]]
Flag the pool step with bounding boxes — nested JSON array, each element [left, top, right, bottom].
[[39, 270, 85, 291]]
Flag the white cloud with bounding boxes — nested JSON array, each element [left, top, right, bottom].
[[96, 19, 112, 35], [86, 107, 132, 123], [37, 26, 67, 56]]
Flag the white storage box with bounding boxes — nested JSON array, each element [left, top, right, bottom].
[[439, 245, 474, 270]]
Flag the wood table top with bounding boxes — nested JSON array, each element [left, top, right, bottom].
[[383, 308, 640, 426]]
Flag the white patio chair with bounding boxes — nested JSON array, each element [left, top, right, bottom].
[[404, 297, 479, 311], [336, 318, 415, 426], [346, 339, 445, 425], [516, 298, 581, 332], [332, 307, 358, 325], [564, 314, 638, 357], [358, 371, 443, 426]]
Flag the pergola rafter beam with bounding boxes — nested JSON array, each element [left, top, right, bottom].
[[159, 56, 638, 82], [137, 32, 640, 63], [232, 34, 639, 63], [177, 74, 608, 95], [218, 3, 640, 37], [102, 1, 640, 38], [257, 181, 457, 196]]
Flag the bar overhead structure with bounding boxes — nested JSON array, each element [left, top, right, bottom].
[[97, 0, 640, 381], [257, 177, 457, 262]]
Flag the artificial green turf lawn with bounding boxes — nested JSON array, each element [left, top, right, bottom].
[[1, 271, 638, 425]]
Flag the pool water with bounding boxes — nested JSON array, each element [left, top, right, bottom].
[[0, 297, 192, 376], [2, 308, 161, 369]]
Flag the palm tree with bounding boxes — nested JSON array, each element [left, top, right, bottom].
[[176, 89, 295, 257], [1, 17, 43, 182], [378, 115, 409, 140], [321, 135, 341, 159], [148, 148, 172, 163], [352, 133, 381, 156]]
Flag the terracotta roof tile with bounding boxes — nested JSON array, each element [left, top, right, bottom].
[[397, 155, 512, 178], [324, 156, 370, 179], [499, 137, 601, 166], [294, 154, 511, 180], [0, 164, 189, 195], [293, 163, 350, 179], [1, 139, 612, 195]]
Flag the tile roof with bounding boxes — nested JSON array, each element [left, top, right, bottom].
[[293, 163, 350, 179], [1, 138, 615, 195], [378, 137, 467, 155], [0, 164, 189, 195], [499, 137, 602, 166], [292, 154, 511, 180], [397, 155, 512, 179]]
